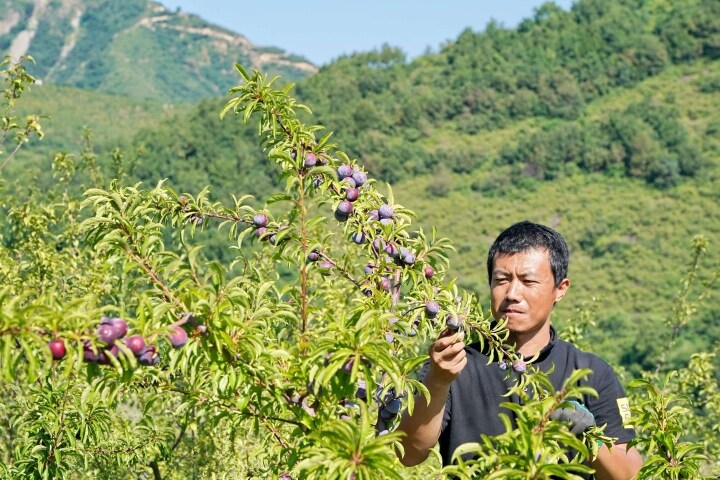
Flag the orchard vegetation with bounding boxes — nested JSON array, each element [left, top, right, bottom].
[[1, 50, 720, 480]]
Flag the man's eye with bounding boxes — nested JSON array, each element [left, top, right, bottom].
[[493, 278, 508, 284]]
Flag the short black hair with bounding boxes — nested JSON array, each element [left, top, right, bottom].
[[487, 221, 569, 287]]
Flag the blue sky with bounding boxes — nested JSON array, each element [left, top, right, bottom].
[[158, 1, 575, 66]]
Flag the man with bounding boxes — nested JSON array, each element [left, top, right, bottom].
[[397, 221, 643, 479]]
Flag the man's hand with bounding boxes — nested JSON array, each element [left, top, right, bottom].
[[425, 328, 468, 388], [551, 400, 596, 435]]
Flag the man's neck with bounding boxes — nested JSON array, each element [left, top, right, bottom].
[[508, 323, 552, 358]]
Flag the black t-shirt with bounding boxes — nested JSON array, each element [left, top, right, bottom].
[[425, 326, 635, 470]]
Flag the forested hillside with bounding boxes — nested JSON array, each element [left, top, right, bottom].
[[0, 0, 316, 102], [6, 0, 720, 373]]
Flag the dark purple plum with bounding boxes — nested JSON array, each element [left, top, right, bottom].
[[124, 335, 146, 355], [334, 211, 349, 222], [345, 188, 359, 202], [304, 152, 317, 167], [307, 250, 320, 262], [385, 332, 395, 343], [138, 345, 160, 366], [341, 176, 357, 188], [337, 164, 353, 179], [337, 200, 353, 215], [168, 326, 188, 348], [97, 324, 120, 345], [356, 380, 367, 401], [48, 339, 66, 360], [253, 213, 268, 228], [255, 227, 268, 240], [385, 398, 403, 414], [319, 259, 334, 271], [312, 176, 323, 188], [372, 238, 386, 253], [384, 242, 399, 257], [368, 210, 380, 221], [109, 318, 128, 339], [342, 357, 354, 374], [98, 344, 119, 365], [425, 301, 440, 318], [351, 171, 367, 186], [512, 359, 527, 373], [380, 407, 397, 421], [446, 314, 460, 331], [379, 218, 393, 227], [351, 231, 366, 244], [378, 204, 394, 219], [379, 276, 391, 291], [364, 263, 375, 275]]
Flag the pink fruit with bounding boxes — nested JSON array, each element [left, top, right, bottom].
[[168, 326, 188, 348], [124, 335, 146, 355], [48, 339, 66, 360]]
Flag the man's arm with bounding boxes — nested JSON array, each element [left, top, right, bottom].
[[397, 329, 467, 467], [591, 443, 643, 480]]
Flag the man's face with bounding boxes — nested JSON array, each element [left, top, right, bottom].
[[490, 248, 569, 335]]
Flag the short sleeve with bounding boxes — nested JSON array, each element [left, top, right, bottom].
[[583, 358, 636, 445]]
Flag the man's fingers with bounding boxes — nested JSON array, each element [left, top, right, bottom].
[[432, 331, 465, 351]]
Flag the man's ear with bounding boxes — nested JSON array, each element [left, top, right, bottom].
[[554, 278, 570, 304]]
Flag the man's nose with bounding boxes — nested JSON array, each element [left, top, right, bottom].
[[505, 279, 522, 301]]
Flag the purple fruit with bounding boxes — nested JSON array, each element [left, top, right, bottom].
[[425, 301, 440, 318], [424, 266, 435, 278], [255, 227, 267, 240], [372, 238, 386, 253], [269, 234, 277, 245], [190, 215, 203, 225], [446, 314, 460, 331], [304, 152, 317, 167], [512, 359, 526, 373], [138, 345, 159, 366], [98, 344, 119, 365], [342, 357, 354, 374], [364, 263, 375, 275], [368, 210, 380, 221], [290, 149, 297, 160], [312, 176, 323, 188], [356, 380, 367, 401], [337, 164, 353, 179], [385, 332, 395, 343], [379, 276, 391, 291], [125, 335, 146, 355], [307, 251, 320, 262], [109, 318, 128, 339], [351, 231, 366, 244], [337, 200, 353, 215], [334, 211, 349, 222], [279, 474, 292, 480], [498, 360, 508, 371], [378, 204, 394, 219], [48, 339, 66, 360], [253, 213, 268, 228], [83, 341, 99, 363], [345, 188, 359, 202], [341, 176, 357, 188], [384, 242, 399, 257], [351, 171, 367, 186], [386, 398, 403, 414], [97, 324, 120, 345], [380, 407, 397, 421], [168, 326, 188, 348], [319, 259, 334, 270]]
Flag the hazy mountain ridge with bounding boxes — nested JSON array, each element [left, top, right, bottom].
[[1, 0, 317, 102]]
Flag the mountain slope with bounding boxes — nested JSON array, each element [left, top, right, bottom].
[[0, 0, 317, 102]]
